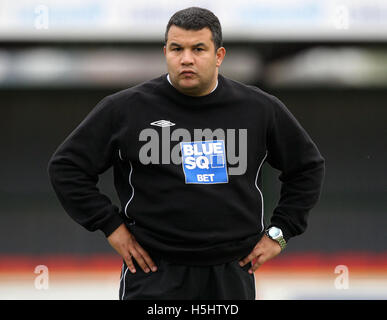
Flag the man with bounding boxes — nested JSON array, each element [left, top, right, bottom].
[[48, 7, 325, 300]]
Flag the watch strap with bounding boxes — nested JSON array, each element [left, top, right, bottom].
[[276, 237, 286, 250]]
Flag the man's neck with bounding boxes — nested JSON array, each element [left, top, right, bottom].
[[166, 74, 218, 95]]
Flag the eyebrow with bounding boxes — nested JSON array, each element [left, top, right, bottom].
[[169, 42, 208, 48]]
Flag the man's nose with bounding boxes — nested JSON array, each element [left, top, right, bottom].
[[180, 49, 194, 65]]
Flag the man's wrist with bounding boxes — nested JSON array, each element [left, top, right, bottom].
[[265, 226, 287, 250], [101, 216, 125, 238]]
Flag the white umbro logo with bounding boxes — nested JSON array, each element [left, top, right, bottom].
[[150, 120, 176, 127]]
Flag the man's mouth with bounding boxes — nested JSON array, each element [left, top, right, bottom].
[[180, 70, 196, 76]]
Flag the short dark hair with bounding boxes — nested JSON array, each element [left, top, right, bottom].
[[165, 7, 223, 51]]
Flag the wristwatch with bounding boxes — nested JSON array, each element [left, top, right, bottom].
[[265, 226, 287, 250]]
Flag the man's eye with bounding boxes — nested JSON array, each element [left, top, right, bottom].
[[172, 48, 181, 51], [195, 48, 204, 51]]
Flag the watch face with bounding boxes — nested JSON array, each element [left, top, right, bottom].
[[269, 227, 281, 238]]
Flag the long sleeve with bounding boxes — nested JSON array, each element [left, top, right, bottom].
[[266, 95, 325, 242], [47, 96, 124, 237]]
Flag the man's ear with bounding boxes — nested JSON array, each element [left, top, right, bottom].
[[163, 45, 166, 56], [216, 47, 226, 67]]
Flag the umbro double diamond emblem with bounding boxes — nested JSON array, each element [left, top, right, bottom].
[[150, 120, 176, 127]]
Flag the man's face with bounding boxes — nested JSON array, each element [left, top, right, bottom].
[[164, 25, 226, 96]]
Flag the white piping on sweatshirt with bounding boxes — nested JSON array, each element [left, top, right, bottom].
[[118, 149, 135, 219], [255, 151, 268, 233], [124, 160, 135, 219]]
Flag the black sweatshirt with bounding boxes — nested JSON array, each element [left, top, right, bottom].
[[48, 74, 325, 266]]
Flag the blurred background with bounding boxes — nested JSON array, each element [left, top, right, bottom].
[[0, 0, 386, 299]]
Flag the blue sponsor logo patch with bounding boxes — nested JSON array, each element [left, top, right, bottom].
[[181, 140, 228, 184]]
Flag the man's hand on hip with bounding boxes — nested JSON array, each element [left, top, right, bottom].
[[107, 223, 157, 274], [239, 234, 282, 274]]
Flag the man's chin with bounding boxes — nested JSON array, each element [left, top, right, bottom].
[[176, 80, 201, 94], [179, 78, 199, 87]]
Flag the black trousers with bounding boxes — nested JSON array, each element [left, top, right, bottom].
[[119, 256, 255, 300]]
